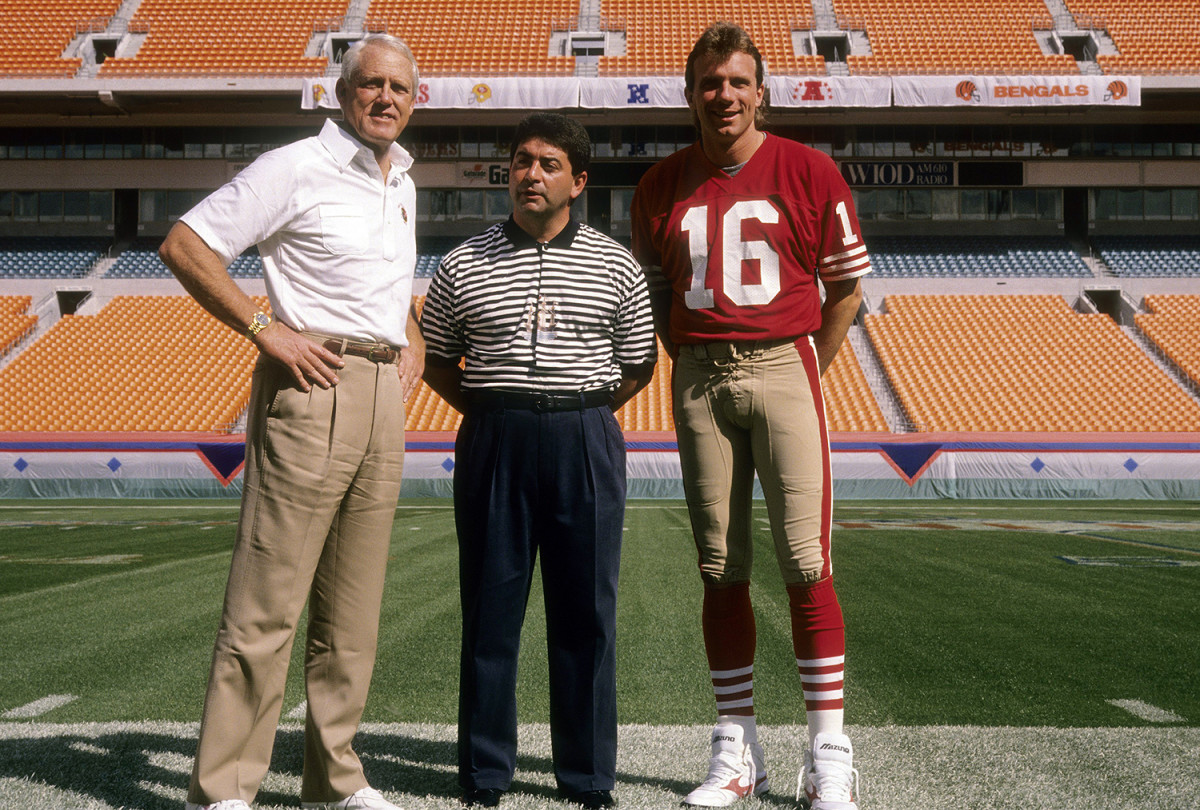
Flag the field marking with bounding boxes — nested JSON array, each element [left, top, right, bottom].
[[286, 701, 307, 720], [1106, 699, 1185, 723], [0, 721, 1197, 810], [2, 694, 78, 719]]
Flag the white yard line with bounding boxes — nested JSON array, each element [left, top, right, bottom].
[[2, 694, 78, 719], [1106, 699, 1186, 723]]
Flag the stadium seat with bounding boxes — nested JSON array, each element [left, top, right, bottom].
[[0, 237, 107, 279], [0, 294, 264, 432], [1135, 294, 1200, 390], [865, 294, 1200, 432], [837, 0, 1079, 75], [1071, 0, 1200, 74], [98, 0, 339, 77], [370, 0, 576, 77]]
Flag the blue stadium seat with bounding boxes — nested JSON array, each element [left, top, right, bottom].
[[864, 236, 1090, 278], [1094, 236, 1200, 277], [0, 237, 107, 279]]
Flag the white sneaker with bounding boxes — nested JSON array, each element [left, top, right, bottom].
[[683, 720, 768, 806], [184, 801, 251, 810], [302, 786, 402, 810], [797, 733, 859, 810]]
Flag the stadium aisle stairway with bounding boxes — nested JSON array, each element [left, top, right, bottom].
[[0, 295, 264, 432], [1136, 294, 1200, 390], [866, 294, 1200, 432]]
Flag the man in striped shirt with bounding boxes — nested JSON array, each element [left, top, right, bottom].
[[630, 23, 870, 810], [421, 113, 656, 810]]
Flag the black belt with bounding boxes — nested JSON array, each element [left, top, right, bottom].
[[468, 389, 613, 413]]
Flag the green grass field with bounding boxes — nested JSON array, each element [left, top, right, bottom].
[[2, 499, 1198, 809]]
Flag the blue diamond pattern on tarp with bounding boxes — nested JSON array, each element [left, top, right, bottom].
[[1124, 458, 1139, 472], [1030, 458, 1046, 472], [107, 457, 122, 472], [441, 458, 455, 473], [14, 458, 28, 472]]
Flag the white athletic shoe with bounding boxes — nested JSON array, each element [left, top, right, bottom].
[[682, 720, 768, 806], [184, 801, 251, 810], [302, 786, 403, 810], [797, 733, 859, 810]]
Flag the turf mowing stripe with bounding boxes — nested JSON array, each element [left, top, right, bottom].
[[1106, 699, 1185, 723], [2, 694, 78, 718]]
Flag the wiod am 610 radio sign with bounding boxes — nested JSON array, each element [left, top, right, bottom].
[[840, 161, 954, 187]]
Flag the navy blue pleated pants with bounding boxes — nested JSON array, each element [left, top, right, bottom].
[[454, 401, 625, 795]]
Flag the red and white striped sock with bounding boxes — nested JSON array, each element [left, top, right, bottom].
[[703, 582, 757, 721], [787, 578, 846, 747]]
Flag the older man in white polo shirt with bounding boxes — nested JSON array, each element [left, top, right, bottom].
[[159, 33, 422, 810]]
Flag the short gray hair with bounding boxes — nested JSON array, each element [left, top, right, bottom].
[[341, 33, 419, 88]]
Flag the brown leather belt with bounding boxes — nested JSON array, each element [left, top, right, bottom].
[[302, 331, 400, 364]]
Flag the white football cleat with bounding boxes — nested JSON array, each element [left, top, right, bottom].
[[683, 719, 768, 806], [184, 801, 251, 810], [797, 733, 859, 810], [302, 786, 403, 810]]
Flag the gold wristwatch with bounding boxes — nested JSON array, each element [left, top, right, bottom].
[[247, 311, 272, 338]]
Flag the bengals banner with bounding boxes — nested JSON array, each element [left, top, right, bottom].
[[301, 77, 581, 110], [768, 76, 891, 107], [892, 75, 1141, 107]]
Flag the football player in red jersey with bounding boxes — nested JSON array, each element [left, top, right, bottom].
[[630, 22, 869, 810]]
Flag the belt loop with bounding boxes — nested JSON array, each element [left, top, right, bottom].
[[339, 338, 348, 357]]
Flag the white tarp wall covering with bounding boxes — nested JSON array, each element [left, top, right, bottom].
[[300, 76, 1139, 111], [2, 434, 1196, 499]]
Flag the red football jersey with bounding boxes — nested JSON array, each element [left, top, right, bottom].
[[631, 134, 871, 344]]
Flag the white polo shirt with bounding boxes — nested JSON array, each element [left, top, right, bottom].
[[182, 118, 417, 347]]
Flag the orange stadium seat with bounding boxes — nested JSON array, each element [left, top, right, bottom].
[[1070, 0, 1200, 74], [370, 0, 576, 77], [0, 295, 264, 432], [97, 0, 342, 77], [1136, 295, 1200, 390], [0, 296, 38, 354], [0, 0, 119, 77], [836, 0, 1078, 75], [865, 295, 1200, 432], [598, 0, 825, 76]]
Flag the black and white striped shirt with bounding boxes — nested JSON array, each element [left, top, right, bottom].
[[422, 218, 657, 393]]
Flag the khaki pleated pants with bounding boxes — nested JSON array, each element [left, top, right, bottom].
[[188, 353, 406, 805]]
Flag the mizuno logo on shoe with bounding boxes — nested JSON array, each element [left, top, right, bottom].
[[719, 776, 751, 797], [713, 734, 737, 743], [819, 743, 851, 754]]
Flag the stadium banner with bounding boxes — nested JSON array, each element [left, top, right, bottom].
[[4, 434, 1199, 500], [892, 75, 1141, 107], [302, 77, 583, 110], [417, 77, 581, 109], [768, 76, 891, 108], [301, 77, 339, 110], [578, 77, 687, 108]]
